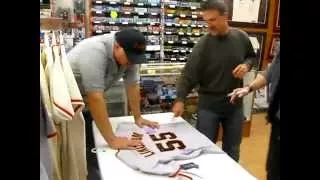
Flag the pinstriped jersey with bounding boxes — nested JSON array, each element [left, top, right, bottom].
[[115, 121, 224, 176]]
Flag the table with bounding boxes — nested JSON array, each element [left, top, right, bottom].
[[92, 113, 257, 180]]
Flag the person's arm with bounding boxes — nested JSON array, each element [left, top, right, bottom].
[[175, 36, 206, 102], [229, 56, 277, 103], [86, 91, 140, 148], [173, 36, 206, 117], [86, 92, 115, 143], [124, 65, 159, 128], [233, 31, 257, 79], [78, 48, 140, 149]]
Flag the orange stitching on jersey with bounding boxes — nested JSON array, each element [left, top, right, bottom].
[[47, 132, 57, 138], [177, 173, 193, 180], [169, 168, 181, 177], [53, 102, 74, 119]]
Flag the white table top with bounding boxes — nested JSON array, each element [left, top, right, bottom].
[[92, 113, 257, 180]]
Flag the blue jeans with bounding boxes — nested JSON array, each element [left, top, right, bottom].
[[196, 107, 244, 161]]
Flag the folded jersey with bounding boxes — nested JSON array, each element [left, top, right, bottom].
[[115, 121, 224, 176]]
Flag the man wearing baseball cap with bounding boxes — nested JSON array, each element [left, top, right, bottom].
[[68, 28, 159, 179]]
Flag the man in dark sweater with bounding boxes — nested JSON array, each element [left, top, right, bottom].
[[172, 0, 256, 162]]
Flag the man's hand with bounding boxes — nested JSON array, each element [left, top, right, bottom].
[[228, 86, 250, 104], [109, 136, 141, 150], [232, 64, 250, 79], [135, 117, 159, 129], [172, 101, 184, 117]]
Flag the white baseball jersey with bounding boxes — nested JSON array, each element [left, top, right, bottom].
[[115, 121, 224, 176]]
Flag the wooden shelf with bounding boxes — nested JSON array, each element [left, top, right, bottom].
[[40, 17, 84, 30]]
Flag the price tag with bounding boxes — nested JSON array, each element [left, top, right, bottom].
[[194, 33, 200, 36], [167, 14, 174, 17], [198, 25, 203, 27], [171, 58, 177, 61], [124, 11, 130, 15], [151, 12, 157, 15], [174, 23, 180, 27], [94, 21, 101, 24], [124, 2, 130, 5], [109, 1, 117, 4], [166, 23, 172, 26], [95, 1, 102, 4], [173, 50, 179, 53], [138, 12, 144, 15], [191, 24, 196, 27], [122, 22, 129, 25], [178, 32, 184, 35], [151, 3, 158, 6], [182, 41, 187, 44], [109, 22, 116, 24], [153, 31, 159, 34], [190, 6, 197, 10], [96, 10, 103, 14], [181, 50, 186, 53], [187, 32, 192, 36], [136, 22, 143, 25], [96, 30, 102, 33], [150, 22, 157, 25], [179, 58, 185, 61], [138, 3, 144, 6], [169, 5, 176, 8], [193, 41, 198, 44], [180, 14, 186, 18], [192, 15, 197, 18], [182, 24, 188, 27], [168, 41, 174, 44]]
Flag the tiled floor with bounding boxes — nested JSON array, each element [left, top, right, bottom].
[[217, 113, 271, 180]]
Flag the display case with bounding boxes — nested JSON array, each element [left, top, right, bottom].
[[104, 79, 128, 117], [139, 63, 185, 114]]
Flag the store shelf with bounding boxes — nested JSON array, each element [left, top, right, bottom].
[[92, 0, 160, 7]]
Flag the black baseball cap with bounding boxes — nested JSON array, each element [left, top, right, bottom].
[[115, 28, 147, 64]]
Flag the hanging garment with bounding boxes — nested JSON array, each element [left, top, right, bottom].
[[40, 89, 57, 180], [40, 49, 55, 133], [59, 33, 87, 180], [41, 42, 62, 180], [42, 31, 87, 180]]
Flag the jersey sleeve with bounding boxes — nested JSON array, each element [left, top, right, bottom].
[[77, 47, 108, 93]]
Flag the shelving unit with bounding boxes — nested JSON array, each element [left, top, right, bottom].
[[89, 0, 162, 62], [85, 0, 279, 122], [162, 0, 204, 63], [87, 0, 271, 67]]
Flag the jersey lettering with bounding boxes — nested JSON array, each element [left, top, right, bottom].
[[150, 132, 177, 141], [156, 140, 186, 152], [131, 132, 156, 158], [149, 132, 186, 152]]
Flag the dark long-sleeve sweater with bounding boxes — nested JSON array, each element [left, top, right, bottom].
[[176, 28, 256, 111]]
